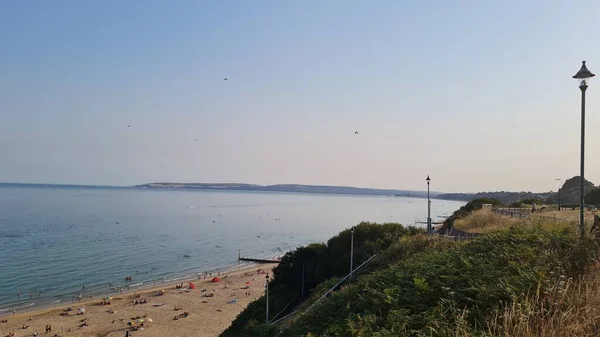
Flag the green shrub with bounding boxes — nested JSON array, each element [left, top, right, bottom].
[[221, 222, 423, 336], [278, 229, 599, 337]]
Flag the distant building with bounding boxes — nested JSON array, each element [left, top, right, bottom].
[[482, 204, 493, 210]]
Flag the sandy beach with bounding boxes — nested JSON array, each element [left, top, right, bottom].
[[1, 264, 276, 337]]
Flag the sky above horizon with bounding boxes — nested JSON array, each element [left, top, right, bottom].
[[2, 1, 600, 193]]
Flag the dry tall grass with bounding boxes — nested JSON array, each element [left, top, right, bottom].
[[452, 209, 523, 233], [485, 264, 600, 337], [453, 209, 577, 234], [448, 210, 598, 336]]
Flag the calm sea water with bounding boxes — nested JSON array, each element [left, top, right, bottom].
[[0, 185, 464, 313]]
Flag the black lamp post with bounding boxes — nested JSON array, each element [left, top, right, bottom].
[[426, 175, 431, 235], [349, 226, 355, 279], [265, 274, 270, 323], [573, 61, 595, 237]]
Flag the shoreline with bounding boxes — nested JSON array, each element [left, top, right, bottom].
[[1, 261, 274, 320], [1, 263, 278, 337]]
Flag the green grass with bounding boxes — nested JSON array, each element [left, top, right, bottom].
[[220, 201, 600, 337], [278, 228, 598, 337]]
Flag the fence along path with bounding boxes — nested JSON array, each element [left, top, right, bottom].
[[493, 207, 573, 223]]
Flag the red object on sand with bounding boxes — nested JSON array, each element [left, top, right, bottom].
[[245, 281, 251, 285], [211, 277, 221, 283], [189, 282, 196, 289]]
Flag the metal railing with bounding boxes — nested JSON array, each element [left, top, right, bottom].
[[269, 254, 377, 326], [493, 207, 573, 223]]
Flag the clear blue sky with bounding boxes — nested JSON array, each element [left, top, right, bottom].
[[2, 1, 600, 192]]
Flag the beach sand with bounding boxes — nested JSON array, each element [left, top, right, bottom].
[[1, 264, 276, 337]]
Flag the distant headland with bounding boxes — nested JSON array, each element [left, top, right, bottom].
[[133, 182, 564, 204], [133, 182, 435, 198], [0, 182, 560, 203]]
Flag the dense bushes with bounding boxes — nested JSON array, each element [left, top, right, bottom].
[[585, 188, 600, 206], [221, 222, 423, 336], [508, 198, 544, 208], [278, 228, 599, 337], [222, 200, 600, 337]]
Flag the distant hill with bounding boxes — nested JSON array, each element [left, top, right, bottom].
[[437, 191, 555, 204], [134, 182, 434, 198], [438, 176, 597, 205]]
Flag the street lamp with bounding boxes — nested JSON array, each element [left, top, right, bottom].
[[573, 61, 595, 236], [349, 227, 355, 279], [555, 178, 563, 211], [265, 273, 270, 323], [426, 175, 431, 235]]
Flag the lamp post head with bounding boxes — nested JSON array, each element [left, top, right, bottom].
[[426, 175, 430, 185], [265, 274, 270, 281], [573, 61, 595, 87]]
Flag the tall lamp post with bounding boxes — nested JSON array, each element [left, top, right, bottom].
[[426, 175, 431, 235], [265, 274, 270, 323], [555, 178, 563, 211], [349, 227, 355, 279], [573, 61, 595, 237]]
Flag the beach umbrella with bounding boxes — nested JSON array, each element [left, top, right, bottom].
[[79, 307, 86, 313]]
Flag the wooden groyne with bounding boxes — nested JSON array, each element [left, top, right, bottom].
[[238, 257, 280, 263]]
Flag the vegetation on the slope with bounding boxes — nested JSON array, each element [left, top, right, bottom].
[[452, 209, 519, 233], [278, 228, 599, 337], [223, 199, 600, 337], [221, 222, 424, 337], [485, 263, 600, 337], [438, 198, 502, 233]]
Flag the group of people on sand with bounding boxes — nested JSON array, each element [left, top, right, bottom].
[[173, 311, 189, 320]]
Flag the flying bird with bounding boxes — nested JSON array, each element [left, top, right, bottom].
[[195, 139, 198, 142], [355, 131, 359, 135], [222, 78, 228, 81], [128, 125, 131, 128]]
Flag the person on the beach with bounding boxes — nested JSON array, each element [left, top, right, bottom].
[[17, 292, 20, 298], [12, 309, 15, 315]]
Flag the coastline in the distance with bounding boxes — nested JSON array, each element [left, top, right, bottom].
[[133, 182, 437, 198]]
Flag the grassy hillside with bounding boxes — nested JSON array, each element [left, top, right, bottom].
[[220, 223, 425, 337], [221, 204, 600, 337]]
